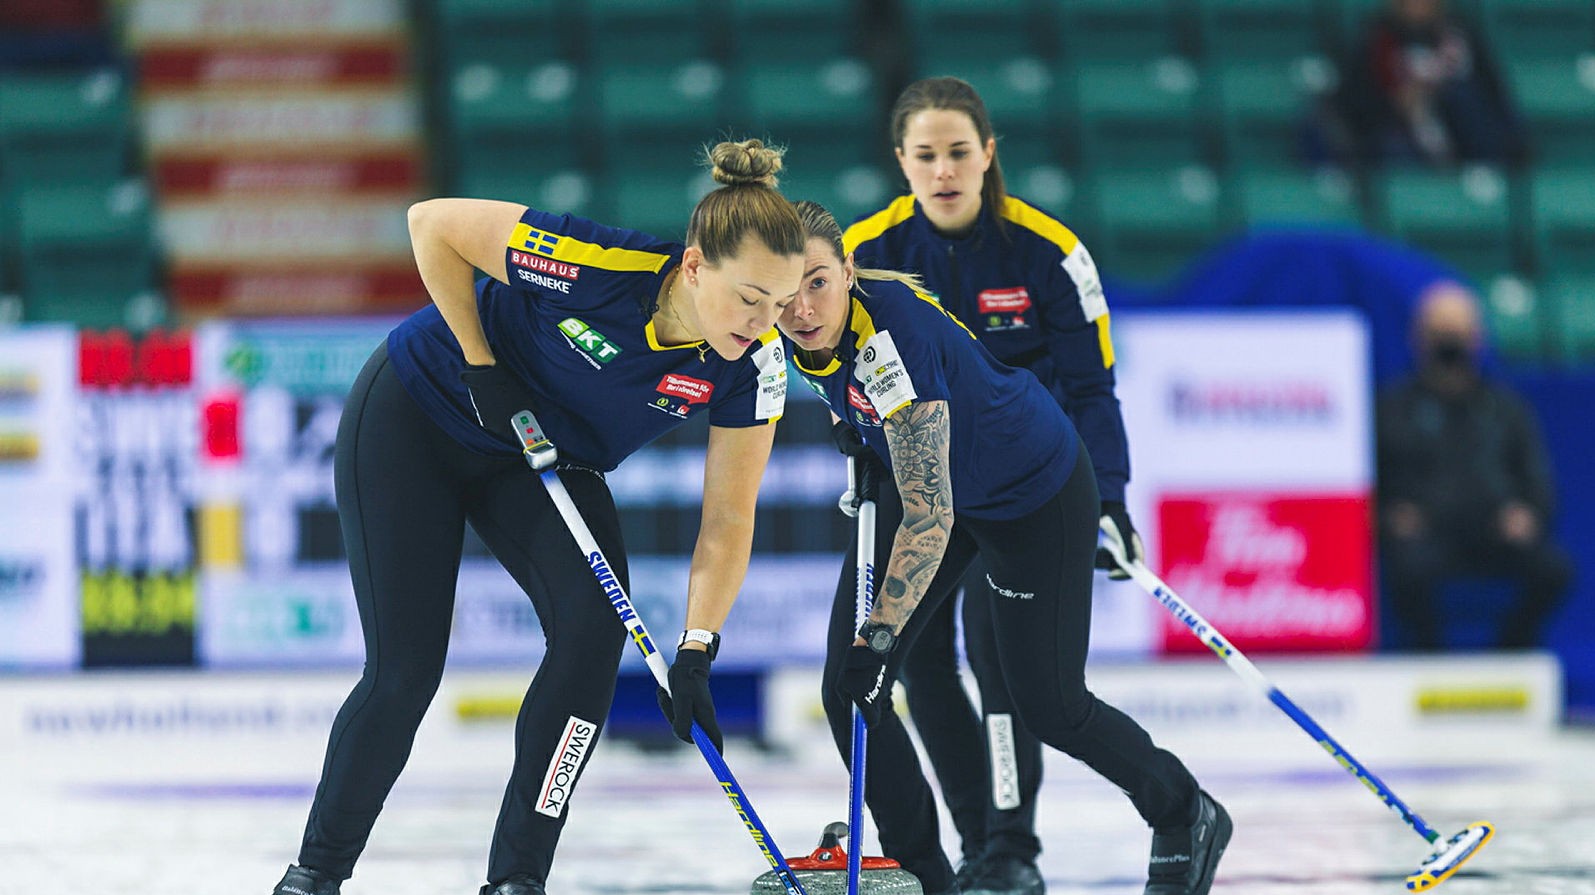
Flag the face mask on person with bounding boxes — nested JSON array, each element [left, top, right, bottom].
[[1427, 335, 1474, 370]]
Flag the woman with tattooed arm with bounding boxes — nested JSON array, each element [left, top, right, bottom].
[[771, 201, 1231, 895]]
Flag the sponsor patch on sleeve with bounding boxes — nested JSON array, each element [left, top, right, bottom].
[[751, 337, 786, 421], [1062, 243, 1108, 321], [855, 330, 916, 419], [536, 715, 599, 818]]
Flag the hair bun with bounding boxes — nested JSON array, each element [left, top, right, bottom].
[[707, 138, 784, 188]]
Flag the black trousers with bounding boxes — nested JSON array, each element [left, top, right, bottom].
[[821, 445, 1199, 893], [1383, 526, 1573, 650], [898, 558, 1044, 865], [297, 343, 629, 886]]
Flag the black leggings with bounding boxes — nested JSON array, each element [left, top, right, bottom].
[[297, 343, 629, 886], [821, 444, 1199, 892], [899, 557, 1044, 865]]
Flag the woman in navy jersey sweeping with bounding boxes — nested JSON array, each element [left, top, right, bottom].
[[269, 139, 804, 895], [841, 77, 1143, 895], [775, 200, 1230, 895]]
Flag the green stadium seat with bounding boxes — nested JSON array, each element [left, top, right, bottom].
[[0, 69, 131, 188], [995, 132, 1068, 175], [1008, 164, 1095, 235], [1331, 0, 1386, 53], [1479, 0, 1595, 62], [1232, 167, 1362, 229], [1195, 0, 1324, 63], [22, 287, 167, 330], [905, 0, 1039, 67], [0, 235, 14, 319], [1069, 58, 1206, 171], [779, 165, 893, 229], [1529, 166, 1595, 276], [583, 0, 710, 67], [1086, 166, 1226, 283], [730, 58, 876, 162], [602, 169, 716, 242], [17, 181, 162, 328], [726, 0, 855, 63], [1055, 0, 1186, 64], [1374, 167, 1517, 287], [1210, 56, 1339, 166], [444, 60, 583, 187], [1480, 275, 1549, 362], [1543, 275, 1595, 363], [431, 0, 564, 71], [455, 168, 602, 220], [1508, 57, 1595, 165], [594, 61, 725, 144], [918, 57, 1058, 138]]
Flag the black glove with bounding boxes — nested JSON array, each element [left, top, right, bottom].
[[655, 648, 723, 753], [1095, 499, 1144, 580], [837, 645, 890, 727], [459, 362, 539, 446], [831, 419, 872, 458], [832, 421, 888, 514]]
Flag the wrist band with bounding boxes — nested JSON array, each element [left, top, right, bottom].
[[678, 628, 721, 660]]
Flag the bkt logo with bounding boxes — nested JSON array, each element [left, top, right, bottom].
[[557, 318, 622, 366]]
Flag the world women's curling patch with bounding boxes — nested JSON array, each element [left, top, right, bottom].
[[855, 330, 916, 419], [750, 337, 787, 421]]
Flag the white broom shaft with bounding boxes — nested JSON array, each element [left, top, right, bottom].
[[541, 470, 671, 688]]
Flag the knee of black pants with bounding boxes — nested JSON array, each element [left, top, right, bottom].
[[361, 655, 447, 728], [1015, 680, 1095, 744]]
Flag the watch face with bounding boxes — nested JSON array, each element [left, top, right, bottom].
[[868, 629, 894, 652]]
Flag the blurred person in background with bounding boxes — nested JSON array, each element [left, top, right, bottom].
[[836, 76, 1140, 895], [776, 200, 1227, 895], [1335, 0, 1526, 167], [1377, 282, 1572, 651], [270, 139, 803, 895]]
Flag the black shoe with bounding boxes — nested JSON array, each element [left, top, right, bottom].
[[963, 854, 1044, 895], [1145, 790, 1231, 895], [480, 874, 546, 895], [272, 865, 340, 895], [954, 855, 984, 891]]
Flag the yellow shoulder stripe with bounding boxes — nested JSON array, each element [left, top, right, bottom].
[[849, 295, 877, 351], [1096, 315, 1116, 368], [509, 222, 670, 273], [842, 195, 916, 254], [999, 196, 1080, 255], [909, 286, 976, 339]]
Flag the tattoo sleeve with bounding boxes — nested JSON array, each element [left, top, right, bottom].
[[873, 399, 954, 632]]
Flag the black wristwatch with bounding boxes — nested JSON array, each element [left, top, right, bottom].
[[857, 620, 898, 655]]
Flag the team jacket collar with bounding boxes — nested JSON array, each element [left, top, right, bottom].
[[915, 198, 995, 249], [641, 257, 705, 355]]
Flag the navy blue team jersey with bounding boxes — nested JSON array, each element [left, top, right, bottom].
[[843, 194, 1129, 503], [785, 278, 1077, 521], [386, 208, 787, 471]]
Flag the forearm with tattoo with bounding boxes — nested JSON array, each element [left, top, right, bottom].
[[871, 399, 954, 632]]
